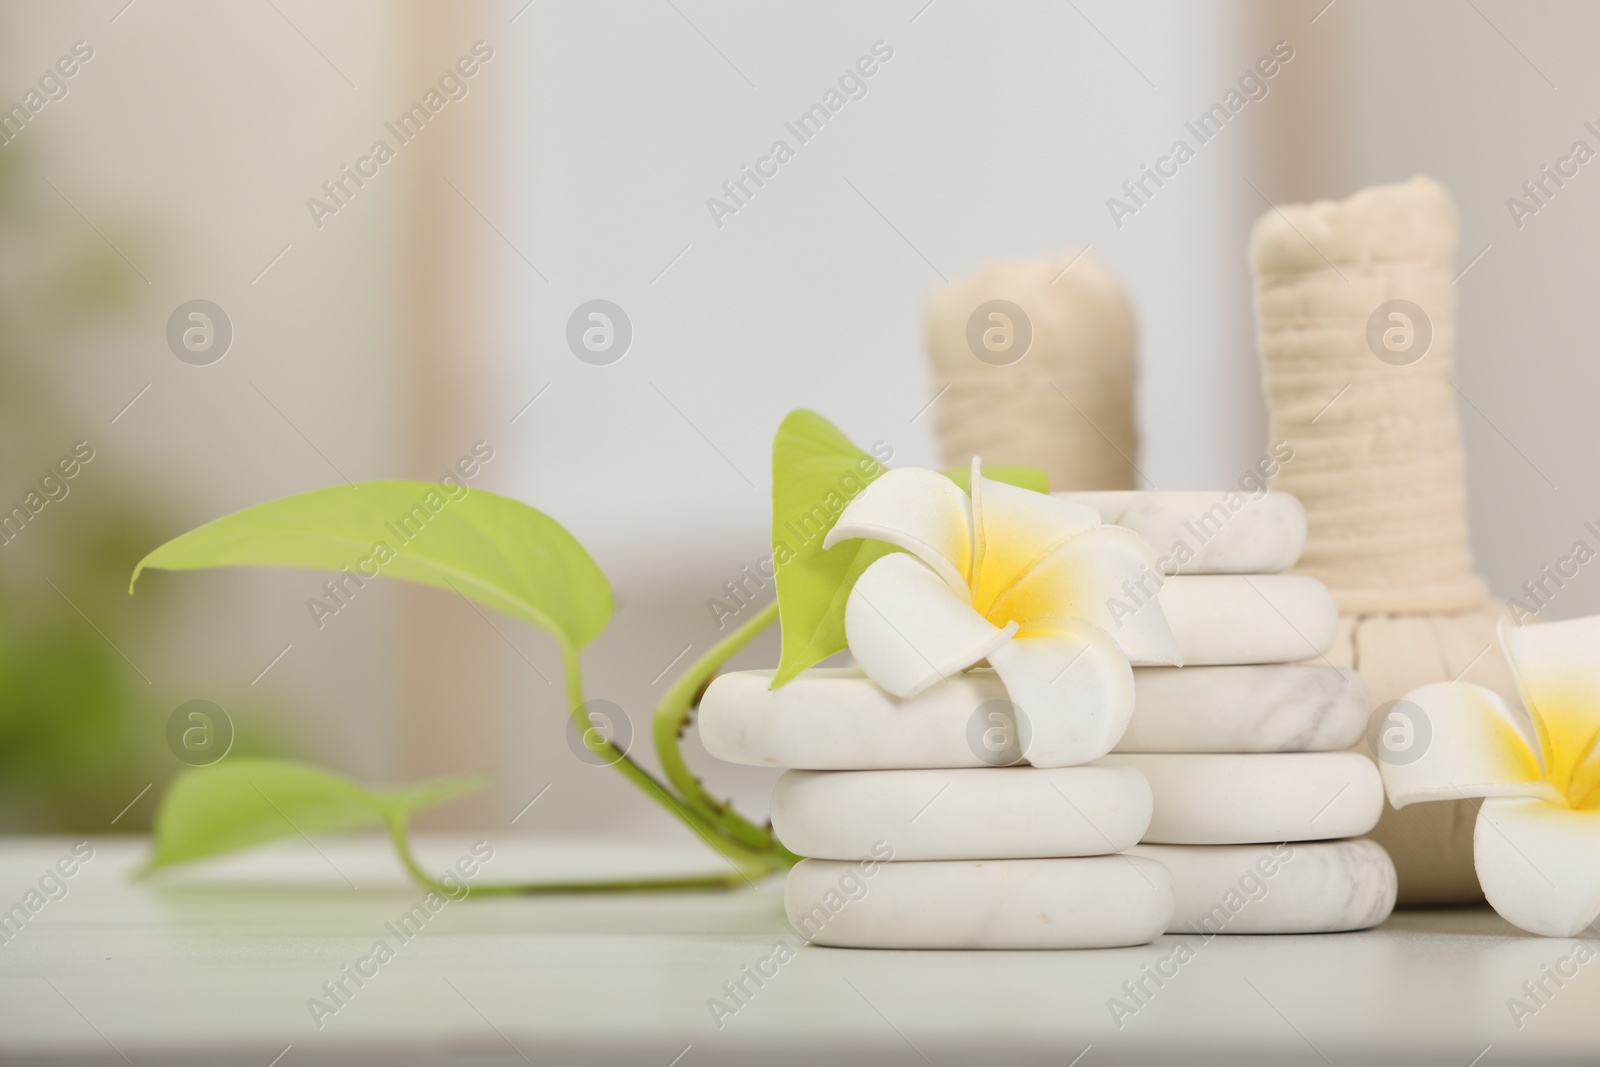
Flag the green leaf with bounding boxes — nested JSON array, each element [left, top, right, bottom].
[[372, 773, 492, 823], [941, 463, 1049, 495], [770, 411, 894, 688], [146, 758, 488, 871], [131, 481, 612, 650]]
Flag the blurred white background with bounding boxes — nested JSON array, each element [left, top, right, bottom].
[[3, 0, 1596, 838]]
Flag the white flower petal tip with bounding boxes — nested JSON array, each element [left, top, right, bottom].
[[822, 467, 972, 590], [843, 553, 1012, 699], [1476, 798, 1600, 938], [1098, 527, 1182, 668], [1374, 682, 1554, 810], [986, 620, 1135, 768]]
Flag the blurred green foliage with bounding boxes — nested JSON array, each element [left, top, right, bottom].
[[0, 145, 170, 831]]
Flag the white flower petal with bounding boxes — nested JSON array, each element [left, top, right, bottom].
[[1502, 616, 1600, 802], [969, 462, 1102, 606], [1476, 797, 1600, 937], [843, 552, 1013, 699], [983, 526, 1181, 666], [985, 619, 1135, 768], [1379, 681, 1555, 809], [822, 467, 972, 591]]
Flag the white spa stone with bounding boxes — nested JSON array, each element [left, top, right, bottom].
[[1118, 664, 1369, 753], [784, 855, 1174, 949], [1158, 575, 1338, 665], [1057, 490, 1306, 575], [700, 667, 1121, 771], [1126, 840, 1397, 934], [701, 661, 1367, 769], [700, 668, 1004, 770], [770, 765, 1151, 861], [1099, 752, 1383, 844]]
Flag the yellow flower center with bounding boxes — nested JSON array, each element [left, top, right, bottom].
[[1527, 686, 1600, 809], [967, 533, 1070, 635]]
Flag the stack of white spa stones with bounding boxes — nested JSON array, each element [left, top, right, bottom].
[[700, 490, 1396, 949], [702, 671, 1177, 951], [1079, 491, 1396, 938]]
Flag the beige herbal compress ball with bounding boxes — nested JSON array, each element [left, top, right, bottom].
[[1251, 175, 1512, 904], [924, 254, 1140, 490]]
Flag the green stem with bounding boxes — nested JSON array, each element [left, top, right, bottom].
[[556, 641, 770, 868], [652, 600, 797, 863], [384, 815, 784, 896], [383, 607, 805, 896]]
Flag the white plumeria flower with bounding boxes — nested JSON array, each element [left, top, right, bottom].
[[1381, 615, 1600, 936], [822, 459, 1181, 767]]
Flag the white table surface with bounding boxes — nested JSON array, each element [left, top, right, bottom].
[[0, 834, 1595, 1066]]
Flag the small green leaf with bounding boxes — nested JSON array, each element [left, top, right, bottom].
[[146, 758, 488, 871], [941, 464, 1049, 495], [770, 411, 895, 688], [131, 481, 612, 650], [373, 773, 492, 823]]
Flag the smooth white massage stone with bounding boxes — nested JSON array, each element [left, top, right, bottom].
[[701, 661, 1366, 769], [1126, 840, 1397, 934], [1158, 575, 1338, 665], [770, 765, 1151, 861], [701, 666, 1125, 770], [700, 668, 1007, 770], [1058, 490, 1306, 574], [784, 855, 1174, 949], [1098, 753, 1383, 843], [1119, 665, 1369, 753]]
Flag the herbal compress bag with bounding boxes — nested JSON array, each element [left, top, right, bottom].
[[1251, 176, 1510, 904], [924, 254, 1140, 490]]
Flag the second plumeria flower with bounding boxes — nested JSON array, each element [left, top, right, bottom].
[[823, 459, 1181, 767], [1379, 615, 1600, 936]]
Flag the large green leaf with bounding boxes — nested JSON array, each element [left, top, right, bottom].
[[146, 758, 487, 871], [770, 411, 895, 687], [131, 481, 611, 650], [942, 463, 1049, 495]]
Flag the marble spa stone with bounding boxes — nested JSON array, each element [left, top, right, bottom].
[[1118, 664, 1370, 753], [784, 855, 1174, 950], [769, 765, 1151, 861], [701, 661, 1368, 770], [702, 668, 1004, 770], [1158, 575, 1338, 665], [1098, 753, 1383, 844], [1126, 840, 1397, 934], [1057, 490, 1306, 575], [700, 667, 1118, 771]]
